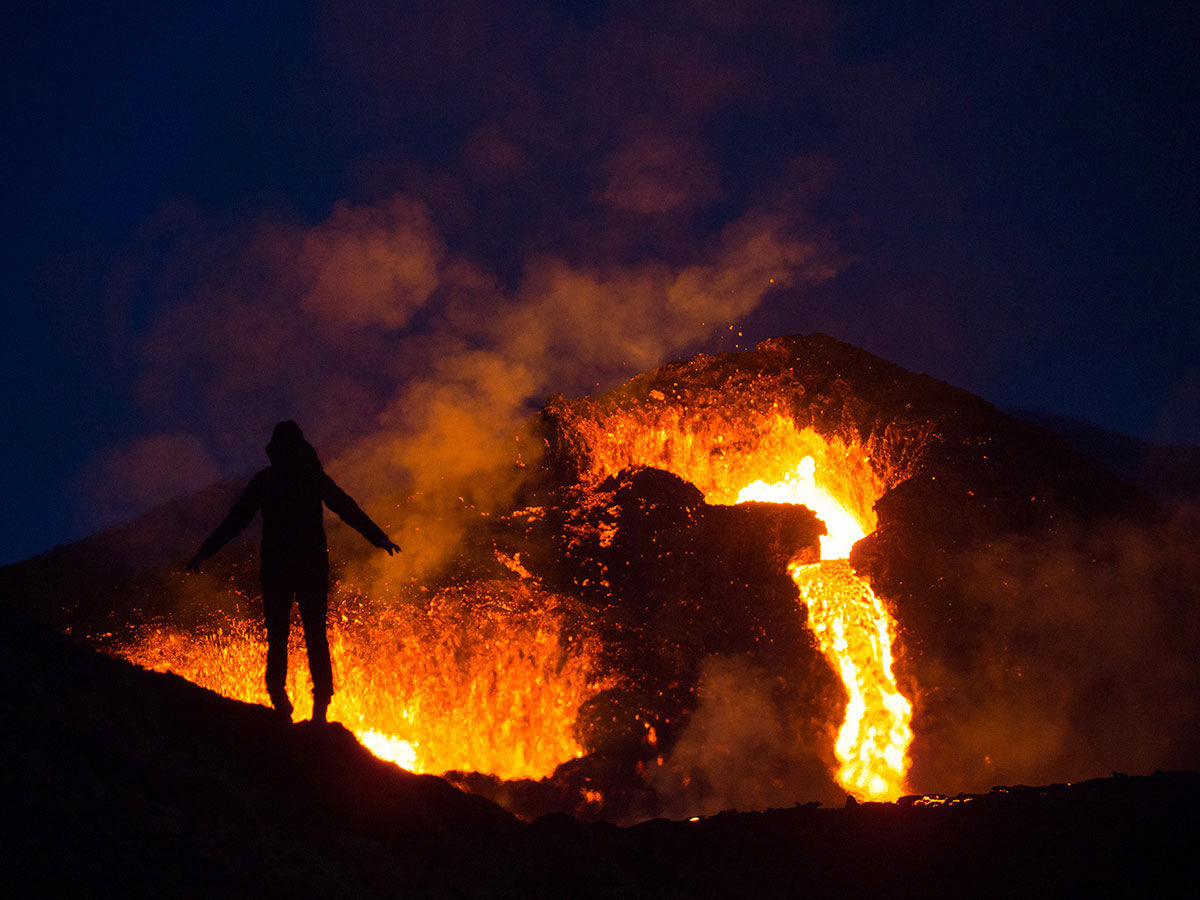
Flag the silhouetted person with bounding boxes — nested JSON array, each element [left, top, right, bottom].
[[187, 421, 400, 723]]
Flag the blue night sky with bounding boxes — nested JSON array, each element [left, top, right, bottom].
[[2, 0, 1197, 566]]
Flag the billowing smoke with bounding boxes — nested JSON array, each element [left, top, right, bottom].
[[108, 196, 831, 581], [902, 514, 1200, 796], [87, 1, 843, 572], [649, 655, 843, 816], [300, 195, 445, 333]]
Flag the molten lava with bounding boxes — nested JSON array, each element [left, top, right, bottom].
[[736, 460, 913, 800], [790, 559, 911, 800], [570, 410, 913, 800], [737, 456, 865, 559], [117, 582, 608, 781]]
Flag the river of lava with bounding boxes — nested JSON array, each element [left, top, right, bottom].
[[738, 459, 912, 801], [113, 582, 608, 781], [573, 410, 913, 801]]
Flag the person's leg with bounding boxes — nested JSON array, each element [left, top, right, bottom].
[[297, 575, 333, 722], [261, 573, 294, 719]]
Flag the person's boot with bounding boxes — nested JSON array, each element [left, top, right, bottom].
[[270, 691, 294, 723]]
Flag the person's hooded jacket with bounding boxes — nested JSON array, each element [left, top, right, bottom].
[[194, 421, 392, 575]]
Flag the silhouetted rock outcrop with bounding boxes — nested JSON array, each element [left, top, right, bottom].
[[3, 606, 517, 898]]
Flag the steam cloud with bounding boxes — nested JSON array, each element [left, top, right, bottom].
[[909, 516, 1200, 794], [649, 655, 842, 815]]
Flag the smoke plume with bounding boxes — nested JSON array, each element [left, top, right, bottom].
[[91, 2, 844, 568], [905, 515, 1200, 795], [649, 655, 842, 816]]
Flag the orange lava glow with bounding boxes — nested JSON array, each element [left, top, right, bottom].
[[115, 403, 913, 802], [790, 560, 912, 800], [574, 409, 913, 800], [116, 582, 608, 780]]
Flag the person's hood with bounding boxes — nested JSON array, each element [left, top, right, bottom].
[[265, 420, 322, 469]]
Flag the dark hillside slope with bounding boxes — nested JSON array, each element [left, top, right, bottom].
[[4, 574, 1198, 898], [1016, 409, 1200, 505], [2, 606, 517, 898]]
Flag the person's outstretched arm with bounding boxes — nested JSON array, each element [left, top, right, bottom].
[[320, 474, 401, 554], [186, 475, 264, 572]]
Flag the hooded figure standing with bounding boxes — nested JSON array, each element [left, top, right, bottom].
[[187, 421, 400, 723]]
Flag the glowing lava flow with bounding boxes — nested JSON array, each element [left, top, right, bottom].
[[737, 458, 913, 801], [357, 730, 420, 770], [114, 583, 605, 781]]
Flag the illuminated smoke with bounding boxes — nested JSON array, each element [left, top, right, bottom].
[[90, 1, 844, 549], [299, 195, 444, 331], [649, 655, 843, 815], [95, 188, 837, 587]]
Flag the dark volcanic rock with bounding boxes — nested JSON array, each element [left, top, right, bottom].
[[601, 771, 1200, 899], [5, 599, 1196, 898], [1017, 409, 1200, 505], [485, 463, 836, 821], [2, 605, 517, 898]]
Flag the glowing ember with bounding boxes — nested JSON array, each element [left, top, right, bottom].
[[115, 582, 607, 781]]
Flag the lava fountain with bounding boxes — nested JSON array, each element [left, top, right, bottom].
[[116, 581, 611, 781]]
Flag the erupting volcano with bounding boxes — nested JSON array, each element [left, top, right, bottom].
[[542, 385, 912, 801], [12, 334, 1195, 824]]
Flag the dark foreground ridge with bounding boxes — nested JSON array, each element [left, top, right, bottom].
[[3, 603, 1196, 899]]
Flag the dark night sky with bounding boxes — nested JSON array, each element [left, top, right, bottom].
[[2, 0, 1197, 566]]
